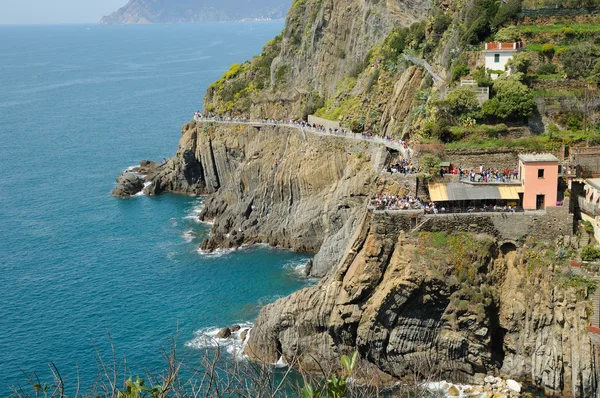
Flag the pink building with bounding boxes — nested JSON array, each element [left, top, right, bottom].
[[518, 154, 559, 210]]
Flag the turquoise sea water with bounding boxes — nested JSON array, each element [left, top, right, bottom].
[[0, 22, 312, 395]]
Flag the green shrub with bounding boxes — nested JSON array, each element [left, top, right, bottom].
[[473, 67, 493, 87], [562, 26, 576, 40], [482, 74, 536, 121], [445, 88, 480, 116], [420, 153, 442, 169], [506, 51, 534, 74], [495, 25, 521, 42], [585, 221, 595, 234], [537, 63, 558, 75], [561, 44, 600, 79], [582, 245, 600, 261], [541, 43, 556, 59], [452, 64, 471, 81]]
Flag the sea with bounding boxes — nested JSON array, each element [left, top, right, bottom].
[[0, 21, 316, 395]]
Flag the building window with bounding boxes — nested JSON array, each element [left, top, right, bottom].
[[538, 169, 545, 178], [494, 54, 500, 63]]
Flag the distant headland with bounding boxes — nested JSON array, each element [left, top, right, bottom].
[[99, 0, 292, 25]]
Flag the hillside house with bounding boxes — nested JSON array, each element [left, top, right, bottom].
[[484, 40, 524, 79]]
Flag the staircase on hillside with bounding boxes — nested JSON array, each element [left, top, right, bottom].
[[581, 231, 591, 248], [590, 282, 600, 328]]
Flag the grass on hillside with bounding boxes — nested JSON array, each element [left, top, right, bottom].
[[444, 130, 599, 151], [525, 43, 570, 52], [518, 23, 600, 34]]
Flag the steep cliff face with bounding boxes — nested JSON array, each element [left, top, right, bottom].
[[203, 0, 433, 136], [146, 121, 399, 276], [99, 0, 291, 24], [246, 212, 599, 396]]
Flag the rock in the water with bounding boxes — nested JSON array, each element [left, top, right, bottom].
[[447, 385, 460, 396], [112, 173, 144, 197], [231, 325, 241, 332], [216, 328, 232, 339], [506, 380, 521, 393], [240, 329, 249, 343]]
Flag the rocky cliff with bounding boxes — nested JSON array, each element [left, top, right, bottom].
[[246, 212, 599, 397], [141, 121, 409, 276], [100, 0, 291, 24], [203, 0, 433, 136]]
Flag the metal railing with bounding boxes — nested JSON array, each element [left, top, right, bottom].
[[578, 196, 600, 217]]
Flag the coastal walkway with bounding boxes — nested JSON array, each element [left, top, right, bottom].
[[193, 116, 412, 159]]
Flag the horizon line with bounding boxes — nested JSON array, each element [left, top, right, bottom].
[[0, 19, 285, 27]]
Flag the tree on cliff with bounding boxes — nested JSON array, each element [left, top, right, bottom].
[[482, 73, 536, 121]]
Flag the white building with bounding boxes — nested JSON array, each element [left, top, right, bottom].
[[484, 41, 523, 80]]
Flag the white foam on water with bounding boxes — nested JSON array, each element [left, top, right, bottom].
[[424, 381, 487, 398], [183, 199, 211, 224], [133, 181, 152, 197], [283, 259, 309, 277], [197, 247, 240, 258], [274, 356, 288, 368], [185, 323, 253, 360], [183, 229, 195, 243]]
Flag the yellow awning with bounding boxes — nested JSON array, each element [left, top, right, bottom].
[[498, 186, 521, 200], [428, 183, 448, 202], [516, 185, 524, 193]]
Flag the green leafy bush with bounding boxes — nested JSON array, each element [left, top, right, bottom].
[[452, 64, 471, 81], [506, 51, 534, 74], [302, 352, 358, 398], [561, 44, 600, 79], [495, 25, 521, 42], [537, 63, 558, 75], [541, 43, 555, 59], [482, 74, 536, 121], [473, 67, 493, 87], [445, 88, 480, 116], [585, 221, 595, 234], [582, 245, 600, 261]]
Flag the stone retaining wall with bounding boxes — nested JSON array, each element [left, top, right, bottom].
[[308, 115, 340, 130], [375, 198, 573, 243], [443, 149, 519, 171]]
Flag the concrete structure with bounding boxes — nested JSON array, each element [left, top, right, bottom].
[[372, 198, 573, 243], [573, 178, 600, 243], [571, 146, 600, 178], [484, 41, 524, 79], [518, 154, 559, 210], [459, 79, 490, 105]]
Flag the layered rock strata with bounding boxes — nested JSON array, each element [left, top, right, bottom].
[[246, 211, 598, 397], [142, 121, 406, 276]]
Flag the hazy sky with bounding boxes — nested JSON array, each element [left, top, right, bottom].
[[0, 0, 128, 24]]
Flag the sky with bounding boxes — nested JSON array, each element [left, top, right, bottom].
[[0, 0, 128, 24]]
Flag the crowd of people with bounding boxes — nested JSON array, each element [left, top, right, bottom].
[[459, 166, 519, 183], [386, 159, 420, 175], [371, 193, 521, 214], [370, 193, 424, 210], [192, 112, 412, 155]]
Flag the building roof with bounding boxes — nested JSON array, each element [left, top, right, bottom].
[[518, 153, 559, 163], [429, 182, 520, 202], [485, 41, 524, 51]]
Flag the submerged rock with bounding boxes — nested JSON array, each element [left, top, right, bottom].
[[112, 173, 144, 197], [231, 325, 241, 332]]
